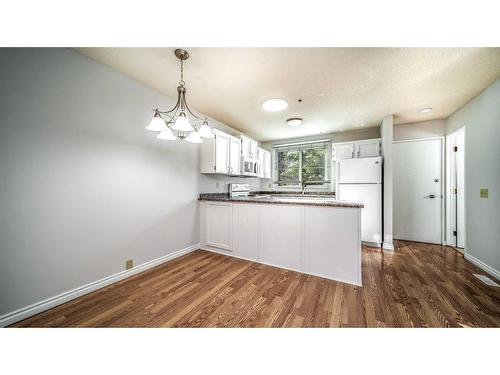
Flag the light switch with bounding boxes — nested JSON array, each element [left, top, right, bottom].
[[480, 188, 488, 198]]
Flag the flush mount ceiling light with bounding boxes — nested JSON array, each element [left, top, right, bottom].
[[286, 118, 303, 128], [262, 98, 288, 112], [419, 107, 432, 113], [146, 49, 214, 143]]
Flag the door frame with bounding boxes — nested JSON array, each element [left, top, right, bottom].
[[445, 126, 466, 251], [393, 137, 445, 245]]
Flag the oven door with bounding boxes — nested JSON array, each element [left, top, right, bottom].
[[242, 159, 258, 176]]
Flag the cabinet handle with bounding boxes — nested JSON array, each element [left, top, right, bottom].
[[357, 150, 360, 158], [351, 151, 354, 158]]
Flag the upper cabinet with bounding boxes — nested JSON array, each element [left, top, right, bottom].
[[241, 135, 258, 159], [200, 129, 241, 174], [332, 139, 381, 159], [229, 136, 241, 175], [257, 147, 271, 179]]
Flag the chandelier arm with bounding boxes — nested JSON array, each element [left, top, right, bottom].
[[182, 91, 206, 121], [157, 91, 181, 115]]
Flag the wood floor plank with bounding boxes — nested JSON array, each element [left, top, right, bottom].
[[12, 241, 500, 328]]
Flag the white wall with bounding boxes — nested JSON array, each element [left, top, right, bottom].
[[394, 119, 447, 141], [446, 79, 500, 276], [0, 48, 254, 318]]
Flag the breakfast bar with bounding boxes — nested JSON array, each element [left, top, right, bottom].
[[199, 190, 364, 286]]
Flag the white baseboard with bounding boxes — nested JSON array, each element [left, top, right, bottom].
[[383, 242, 395, 251], [0, 243, 200, 327], [465, 253, 500, 281]]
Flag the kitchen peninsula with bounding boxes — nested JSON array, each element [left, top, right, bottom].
[[199, 190, 364, 286]]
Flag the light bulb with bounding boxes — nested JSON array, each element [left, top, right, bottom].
[[198, 123, 214, 138], [185, 131, 203, 143], [146, 115, 167, 132], [172, 112, 194, 132], [157, 127, 176, 140]]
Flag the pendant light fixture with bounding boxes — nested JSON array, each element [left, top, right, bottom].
[[146, 49, 214, 142]]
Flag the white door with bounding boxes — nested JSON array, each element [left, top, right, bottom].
[[337, 183, 382, 245], [356, 141, 380, 158], [394, 139, 442, 244], [214, 130, 229, 174], [337, 157, 382, 184], [229, 136, 241, 175], [333, 143, 355, 159]]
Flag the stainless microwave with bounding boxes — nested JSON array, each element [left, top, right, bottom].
[[241, 157, 258, 176]]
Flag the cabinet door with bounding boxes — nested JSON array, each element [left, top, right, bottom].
[[229, 136, 241, 175], [332, 143, 355, 159], [356, 141, 380, 158], [241, 136, 251, 159], [232, 204, 259, 261], [250, 140, 258, 159], [205, 202, 232, 250], [256, 148, 265, 177], [214, 130, 230, 174], [263, 150, 272, 178]]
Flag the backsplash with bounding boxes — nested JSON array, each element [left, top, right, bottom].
[[198, 174, 262, 193]]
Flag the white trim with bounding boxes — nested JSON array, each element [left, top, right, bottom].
[[0, 243, 200, 327], [383, 242, 395, 251], [272, 138, 332, 148], [465, 253, 500, 281]]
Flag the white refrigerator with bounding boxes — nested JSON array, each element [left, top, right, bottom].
[[335, 156, 382, 247]]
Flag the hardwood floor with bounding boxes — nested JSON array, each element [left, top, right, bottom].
[[13, 240, 500, 327]]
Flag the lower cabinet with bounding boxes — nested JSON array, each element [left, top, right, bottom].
[[232, 204, 259, 261], [259, 205, 302, 271], [302, 206, 361, 285], [204, 202, 232, 250], [200, 201, 362, 286]]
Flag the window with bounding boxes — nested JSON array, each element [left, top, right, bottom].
[[274, 141, 331, 190]]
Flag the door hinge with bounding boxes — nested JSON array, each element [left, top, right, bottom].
[[453, 230, 457, 236], [453, 146, 458, 152]]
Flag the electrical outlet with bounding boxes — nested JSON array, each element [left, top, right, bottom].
[[126, 259, 133, 270], [480, 188, 488, 198]]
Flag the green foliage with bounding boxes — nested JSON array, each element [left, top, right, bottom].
[[277, 148, 326, 186]]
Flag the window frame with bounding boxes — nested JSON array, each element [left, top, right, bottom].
[[273, 141, 331, 191]]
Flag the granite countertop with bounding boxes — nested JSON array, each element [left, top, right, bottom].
[[198, 192, 364, 208]]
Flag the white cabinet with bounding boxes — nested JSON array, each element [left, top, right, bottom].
[[332, 142, 355, 159], [332, 139, 380, 159], [356, 140, 380, 158], [229, 135, 241, 175], [232, 204, 259, 261], [204, 202, 232, 250], [200, 129, 241, 175], [256, 147, 271, 179], [214, 130, 230, 173], [259, 205, 302, 272], [263, 150, 271, 179], [241, 135, 258, 159], [302, 206, 361, 285]]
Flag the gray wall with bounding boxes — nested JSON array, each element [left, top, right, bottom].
[[394, 119, 447, 141], [446, 79, 500, 273], [0, 48, 254, 316]]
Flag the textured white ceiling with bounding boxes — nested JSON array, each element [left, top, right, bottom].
[[76, 48, 500, 142]]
